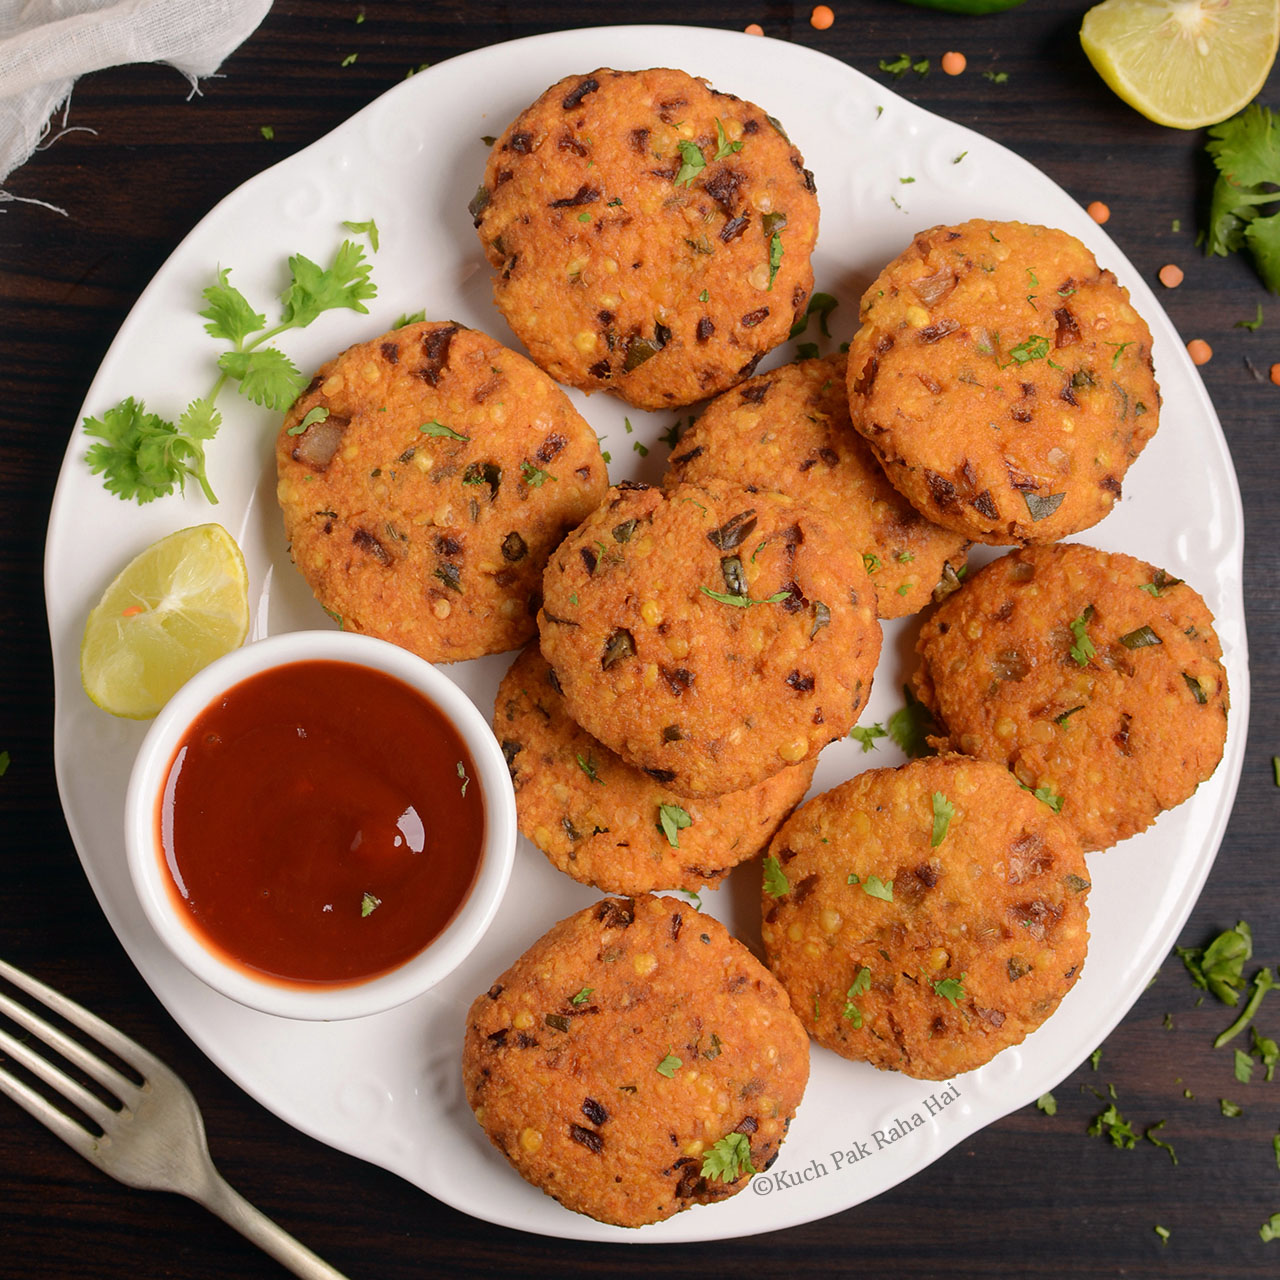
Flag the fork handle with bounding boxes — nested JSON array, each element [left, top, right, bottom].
[[197, 1172, 352, 1280]]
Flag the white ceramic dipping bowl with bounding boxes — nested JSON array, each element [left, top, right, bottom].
[[124, 630, 516, 1020]]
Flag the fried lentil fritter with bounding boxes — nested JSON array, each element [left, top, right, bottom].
[[496, 644, 815, 894], [276, 321, 607, 662], [538, 480, 881, 797], [847, 220, 1160, 545], [471, 68, 819, 410], [761, 755, 1090, 1080], [911, 542, 1228, 851], [463, 895, 810, 1227], [662, 354, 969, 618]]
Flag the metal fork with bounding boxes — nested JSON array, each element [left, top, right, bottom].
[[0, 956, 350, 1279]]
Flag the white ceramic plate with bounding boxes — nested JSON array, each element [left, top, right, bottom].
[[45, 27, 1249, 1243]]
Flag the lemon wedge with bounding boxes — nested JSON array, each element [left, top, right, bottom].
[[1081, 0, 1280, 130], [81, 524, 250, 719]]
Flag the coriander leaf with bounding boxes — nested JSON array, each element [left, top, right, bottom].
[[279, 241, 377, 329], [570, 987, 594, 1005], [674, 140, 706, 187], [217, 346, 304, 410], [1177, 920, 1252, 1005], [1145, 1119, 1178, 1166], [420, 420, 470, 441], [1036, 1092, 1057, 1116], [341, 218, 380, 252], [520, 461, 555, 487], [1262, 1212, 1280, 1242], [1091, 1047, 1103, 1071], [1068, 610, 1096, 667], [659, 803, 693, 848], [713, 118, 743, 160], [1234, 1047, 1254, 1083], [1236, 302, 1265, 330], [292, 407, 330, 435], [789, 291, 839, 339], [862, 874, 893, 902], [701, 1131, 755, 1182], [84, 396, 219, 505], [887, 684, 938, 759], [930, 791, 954, 847], [849, 723, 888, 753], [1251, 1025, 1278, 1081], [656, 1050, 682, 1078], [843, 966, 872, 1026], [199, 268, 265, 344], [933, 974, 966, 1006], [879, 54, 911, 79], [767, 230, 784, 291], [1244, 210, 1280, 294], [1215, 966, 1276, 1047], [1206, 104, 1280, 190], [1155, 1225, 1171, 1246], [361, 891, 381, 917], [796, 341, 820, 359], [762, 854, 790, 898], [394, 310, 426, 329], [1007, 334, 1049, 365], [1031, 784, 1064, 813], [1220, 1097, 1244, 1117], [1088, 1100, 1137, 1148]]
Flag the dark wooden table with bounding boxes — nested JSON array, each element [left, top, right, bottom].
[[2, 2, 1278, 1276]]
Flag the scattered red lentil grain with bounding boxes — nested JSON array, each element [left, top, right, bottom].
[[1187, 339, 1213, 366], [941, 51, 967, 76], [745, 22, 764, 34], [811, 5, 835, 29], [1158, 263, 1184, 288], [1086, 201, 1111, 224], [1269, 363, 1280, 386]]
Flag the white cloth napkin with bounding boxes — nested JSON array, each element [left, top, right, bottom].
[[1, 0, 272, 194]]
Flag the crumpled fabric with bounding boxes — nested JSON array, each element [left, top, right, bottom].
[[0, 0, 272, 197]]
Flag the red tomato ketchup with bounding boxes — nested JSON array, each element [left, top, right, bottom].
[[157, 660, 483, 987]]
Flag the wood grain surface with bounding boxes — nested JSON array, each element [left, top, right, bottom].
[[2, 2, 1278, 1276]]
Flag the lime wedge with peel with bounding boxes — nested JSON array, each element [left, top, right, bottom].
[[1081, 0, 1280, 130], [81, 523, 250, 719]]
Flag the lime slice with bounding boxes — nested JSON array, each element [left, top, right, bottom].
[[1081, 0, 1280, 130], [81, 524, 250, 719]]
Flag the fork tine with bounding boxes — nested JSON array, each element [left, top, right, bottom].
[[0, 1020, 121, 1131], [0, 1061, 100, 1161], [0, 956, 167, 1077], [0, 981, 144, 1108]]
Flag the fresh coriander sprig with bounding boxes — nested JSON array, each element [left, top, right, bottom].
[[83, 235, 377, 505]]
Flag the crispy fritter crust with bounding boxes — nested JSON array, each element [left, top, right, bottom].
[[538, 480, 881, 797], [847, 220, 1160, 545], [276, 321, 607, 662], [462, 895, 809, 1227], [495, 644, 815, 893], [472, 68, 819, 410], [663, 354, 969, 618], [761, 756, 1090, 1080], [911, 542, 1228, 851]]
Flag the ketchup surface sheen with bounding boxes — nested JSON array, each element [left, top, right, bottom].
[[159, 659, 483, 986]]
